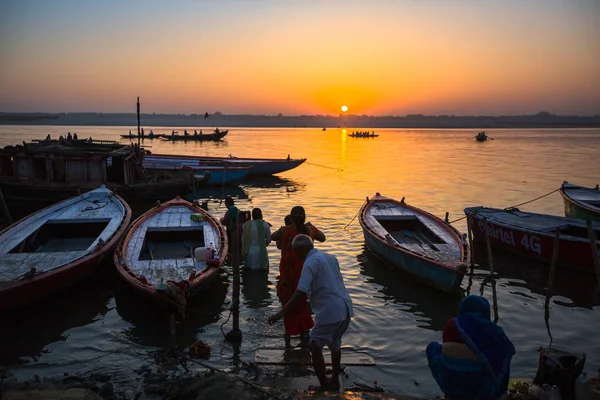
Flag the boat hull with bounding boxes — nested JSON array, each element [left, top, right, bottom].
[[465, 210, 600, 273], [144, 154, 306, 176], [359, 194, 468, 293], [560, 183, 600, 222], [113, 197, 228, 311], [362, 228, 464, 292], [562, 197, 600, 222], [195, 167, 250, 185], [0, 193, 131, 313]]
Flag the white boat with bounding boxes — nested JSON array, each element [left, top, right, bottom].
[[0, 186, 131, 312]]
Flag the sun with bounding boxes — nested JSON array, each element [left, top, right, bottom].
[[341, 105, 348, 113]]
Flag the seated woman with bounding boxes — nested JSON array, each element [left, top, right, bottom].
[[426, 295, 515, 400]]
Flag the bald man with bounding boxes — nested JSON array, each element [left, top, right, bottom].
[[269, 234, 353, 391]]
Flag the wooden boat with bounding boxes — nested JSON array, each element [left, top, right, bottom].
[[475, 132, 488, 142], [0, 186, 131, 312], [464, 206, 600, 273], [560, 181, 600, 222], [193, 165, 252, 185], [162, 130, 228, 142], [359, 193, 469, 292], [144, 154, 306, 176], [348, 134, 379, 138], [0, 140, 192, 205], [113, 197, 227, 309]]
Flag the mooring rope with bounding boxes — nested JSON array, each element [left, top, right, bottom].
[[344, 199, 367, 230], [305, 161, 344, 171], [447, 187, 562, 224]]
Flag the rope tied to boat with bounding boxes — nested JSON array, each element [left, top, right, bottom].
[[447, 187, 562, 224], [344, 198, 368, 230]]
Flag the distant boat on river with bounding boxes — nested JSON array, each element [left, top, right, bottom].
[[359, 193, 469, 293]]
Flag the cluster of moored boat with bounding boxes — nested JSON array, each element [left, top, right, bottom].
[[359, 182, 599, 293], [1, 179, 597, 313]]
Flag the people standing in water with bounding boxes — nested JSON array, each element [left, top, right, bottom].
[[269, 234, 353, 392], [271, 206, 326, 346], [242, 208, 271, 271], [220, 197, 243, 261], [426, 295, 515, 400]]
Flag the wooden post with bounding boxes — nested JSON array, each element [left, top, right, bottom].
[[483, 218, 499, 323], [137, 97, 141, 148], [226, 215, 242, 342], [586, 220, 600, 288], [0, 184, 13, 226], [544, 227, 561, 349], [467, 216, 475, 268]]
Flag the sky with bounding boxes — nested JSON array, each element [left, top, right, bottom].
[[0, 0, 599, 116]]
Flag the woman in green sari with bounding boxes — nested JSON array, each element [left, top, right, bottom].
[[242, 208, 272, 270]]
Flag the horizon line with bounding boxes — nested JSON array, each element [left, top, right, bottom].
[[1, 111, 599, 118]]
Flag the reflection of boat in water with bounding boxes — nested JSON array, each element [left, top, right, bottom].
[[359, 193, 469, 293], [357, 247, 462, 331], [113, 276, 228, 348], [471, 239, 599, 308], [560, 181, 600, 222], [241, 175, 306, 191], [0, 271, 113, 365]]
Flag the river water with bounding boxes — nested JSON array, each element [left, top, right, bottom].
[[0, 126, 599, 397]]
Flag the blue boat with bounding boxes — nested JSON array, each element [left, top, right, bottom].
[[359, 193, 469, 293], [193, 165, 251, 185]]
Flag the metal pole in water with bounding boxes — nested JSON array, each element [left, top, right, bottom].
[[543, 227, 561, 349], [586, 220, 600, 288], [483, 218, 499, 323], [226, 219, 242, 342]]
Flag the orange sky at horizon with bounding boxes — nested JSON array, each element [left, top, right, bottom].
[[0, 1, 599, 116]]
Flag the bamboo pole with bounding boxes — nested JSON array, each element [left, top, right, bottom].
[[483, 218, 499, 323], [226, 215, 242, 342], [586, 220, 600, 288], [544, 227, 561, 349]]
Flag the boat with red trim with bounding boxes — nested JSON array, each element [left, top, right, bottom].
[[359, 193, 469, 293]]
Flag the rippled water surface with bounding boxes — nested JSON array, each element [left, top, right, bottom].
[[1, 126, 599, 397]]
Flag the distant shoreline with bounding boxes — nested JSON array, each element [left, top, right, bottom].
[[0, 111, 599, 129]]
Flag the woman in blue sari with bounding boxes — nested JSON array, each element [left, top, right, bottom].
[[426, 295, 515, 400]]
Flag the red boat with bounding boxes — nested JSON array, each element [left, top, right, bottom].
[[464, 207, 600, 273], [113, 197, 227, 313], [0, 186, 131, 313]]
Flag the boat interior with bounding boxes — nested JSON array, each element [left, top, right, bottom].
[[9, 220, 110, 254], [375, 215, 445, 249], [139, 228, 205, 261]]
